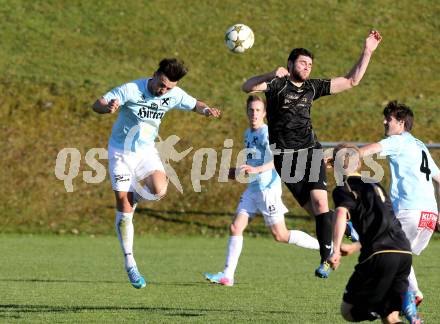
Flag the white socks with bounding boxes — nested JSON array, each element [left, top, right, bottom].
[[115, 211, 136, 270], [408, 266, 419, 292], [288, 230, 320, 250], [223, 236, 243, 280]]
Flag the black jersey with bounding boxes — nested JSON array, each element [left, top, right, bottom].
[[264, 76, 331, 150], [332, 176, 411, 262]]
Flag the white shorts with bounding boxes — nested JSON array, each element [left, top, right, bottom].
[[236, 186, 288, 227], [396, 209, 438, 255], [108, 145, 165, 192]]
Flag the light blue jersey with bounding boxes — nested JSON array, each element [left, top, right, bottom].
[[379, 132, 439, 212], [244, 124, 281, 191], [103, 78, 197, 152]]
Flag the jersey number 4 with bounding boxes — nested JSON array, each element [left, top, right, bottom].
[[420, 151, 431, 181]]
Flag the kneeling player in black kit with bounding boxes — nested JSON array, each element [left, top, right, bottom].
[[329, 144, 421, 324]]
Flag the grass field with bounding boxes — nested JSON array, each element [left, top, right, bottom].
[[1, 234, 439, 323]]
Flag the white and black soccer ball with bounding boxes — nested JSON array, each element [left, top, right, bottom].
[[224, 24, 254, 53]]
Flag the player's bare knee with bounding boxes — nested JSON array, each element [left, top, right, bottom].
[[229, 223, 244, 235], [312, 198, 328, 214]]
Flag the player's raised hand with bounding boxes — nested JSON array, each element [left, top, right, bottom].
[[273, 67, 289, 78], [365, 29, 382, 53], [107, 99, 120, 114]]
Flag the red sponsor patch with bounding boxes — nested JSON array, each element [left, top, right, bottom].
[[418, 211, 438, 231]]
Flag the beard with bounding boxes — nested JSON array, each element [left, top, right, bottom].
[[291, 69, 309, 82]]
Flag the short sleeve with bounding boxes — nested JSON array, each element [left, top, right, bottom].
[[379, 135, 404, 157], [103, 82, 131, 106], [173, 88, 197, 111], [265, 77, 286, 98], [333, 187, 357, 212], [308, 79, 331, 100]]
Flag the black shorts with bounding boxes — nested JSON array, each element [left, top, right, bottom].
[[273, 142, 327, 206], [343, 252, 412, 318]]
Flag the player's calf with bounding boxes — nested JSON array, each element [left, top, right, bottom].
[[270, 223, 290, 243]]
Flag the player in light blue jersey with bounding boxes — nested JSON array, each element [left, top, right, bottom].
[[93, 58, 220, 288], [360, 101, 440, 307], [204, 95, 319, 286]]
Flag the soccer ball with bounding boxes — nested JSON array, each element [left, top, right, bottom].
[[224, 24, 254, 53]]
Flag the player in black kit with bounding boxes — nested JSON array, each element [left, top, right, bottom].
[[242, 30, 382, 278], [329, 144, 421, 324]]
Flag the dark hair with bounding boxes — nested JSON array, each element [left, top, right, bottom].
[[383, 101, 414, 131], [157, 58, 188, 82], [287, 48, 314, 63], [246, 95, 266, 110]]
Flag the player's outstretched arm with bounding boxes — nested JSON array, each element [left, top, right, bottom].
[[330, 30, 382, 94], [92, 98, 120, 114], [229, 162, 275, 181], [242, 67, 289, 93], [193, 100, 221, 118], [359, 142, 382, 157]]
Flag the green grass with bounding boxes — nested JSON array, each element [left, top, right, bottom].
[[0, 0, 439, 233], [1, 234, 439, 323]]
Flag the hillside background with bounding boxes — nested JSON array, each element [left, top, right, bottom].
[[1, 0, 439, 236]]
